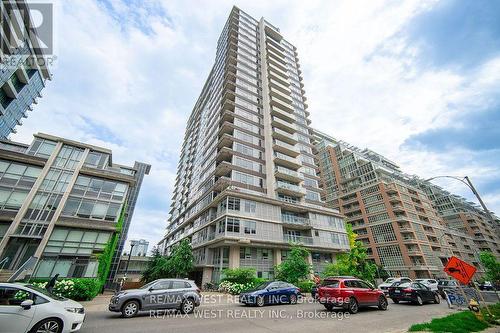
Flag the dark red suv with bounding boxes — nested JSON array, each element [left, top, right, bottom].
[[317, 277, 388, 314]]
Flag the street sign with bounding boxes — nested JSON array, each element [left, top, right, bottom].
[[443, 256, 477, 285]]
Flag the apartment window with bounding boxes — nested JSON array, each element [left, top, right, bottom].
[[227, 197, 240, 211], [226, 217, 240, 233], [244, 221, 256, 234], [27, 139, 57, 158], [84, 151, 109, 169], [303, 177, 318, 188], [244, 200, 256, 213]]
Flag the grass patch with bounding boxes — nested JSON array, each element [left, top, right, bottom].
[[408, 311, 490, 333], [481, 303, 500, 325]]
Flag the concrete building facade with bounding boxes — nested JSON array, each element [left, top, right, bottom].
[[314, 131, 485, 279], [159, 7, 349, 286], [0, 133, 149, 283], [129, 239, 149, 257], [1, 0, 51, 138]]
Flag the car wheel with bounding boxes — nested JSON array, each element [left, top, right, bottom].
[[31, 318, 63, 333], [348, 297, 359, 314], [434, 294, 440, 304], [416, 295, 423, 306], [180, 298, 195, 314], [122, 300, 140, 318], [378, 296, 388, 310], [256, 295, 265, 307], [392, 299, 399, 304], [289, 294, 298, 305], [324, 304, 334, 311]]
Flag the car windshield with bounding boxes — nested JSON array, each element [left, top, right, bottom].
[[397, 282, 411, 288], [322, 280, 340, 287], [415, 279, 424, 282], [384, 278, 394, 283], [25, 284, 66, 301], [438, 280, 451, 286], [255, 282, 272, 290], [140, 281, 158, 289]]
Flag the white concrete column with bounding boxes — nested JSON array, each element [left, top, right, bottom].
[[274, 248, 282, 266], [228, 245, 240, 269]]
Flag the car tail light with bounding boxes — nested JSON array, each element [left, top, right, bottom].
[[196, 288, 201, 294], [403, 288, 412, 293]]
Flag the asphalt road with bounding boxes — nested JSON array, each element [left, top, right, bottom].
[[79, 294, 456, 333]]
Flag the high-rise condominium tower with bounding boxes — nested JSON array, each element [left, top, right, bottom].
[[159, 7, 349, 285], [314, 131, 484, 279], [0, 0, 51, 138]]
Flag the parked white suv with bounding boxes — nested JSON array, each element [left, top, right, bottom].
[[378, 277, 412, 294], [0, 283, 85, 333], [415, 279, 438, 291]]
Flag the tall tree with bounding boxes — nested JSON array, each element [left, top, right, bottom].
[[275, 244, 311, 284], [168, 239, 194, 278], [141, 240, 194, 282], [479, 251, 500, 283], [322, 224, 377, 284]]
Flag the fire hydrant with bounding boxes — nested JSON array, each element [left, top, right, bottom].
[[468, 298, 480, 313]]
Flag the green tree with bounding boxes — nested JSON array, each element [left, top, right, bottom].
[[275, 244, 311, 284], [167, 239, 194, 278], [141, 247, 168, 283], [322, 224, 377, 284], [479, 251, 500, 283], [141, 240, 194, 282]]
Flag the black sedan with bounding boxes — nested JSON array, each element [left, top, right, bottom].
[[388, 282, 440, 305], [239, 281, 301, 307]]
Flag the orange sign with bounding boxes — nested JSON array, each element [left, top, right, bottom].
[[443, 256, 477, 285]]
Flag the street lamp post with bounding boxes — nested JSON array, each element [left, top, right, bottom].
[[119, 242, 135, 292], [425, 176, 495, 221], [426, 176, 494, 313]]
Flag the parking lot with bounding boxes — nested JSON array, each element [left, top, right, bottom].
[[80, 293, 456, 333]]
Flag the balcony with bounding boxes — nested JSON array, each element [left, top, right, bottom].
[[271, 116, 296, 133], [391, 204, 404, 212], [272, 127, 298, 145], [270, 105, 295, 122], [283, 234, 313, 245], [269, 86, 293, 104], [388, 194, 401, 203], [273, 139, 300, 157], [275, 166, 303, 182], [274, 152, 302, 170], [385, 183, 398, 194], [276, 181, 306, 197], [281, 214, 311, 227], [269, 77, 291, 94], [267, 49, 287, 67]]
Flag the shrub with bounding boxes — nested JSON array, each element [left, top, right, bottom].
[[29, 278, 100, 301], [218, 281, 255, 295], [221, 268, 257, 285], [296, 280, 315, 293]]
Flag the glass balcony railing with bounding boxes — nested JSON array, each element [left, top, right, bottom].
[[281, 214, 310, 226], [283, 234, 313, 245], [276, 181, 305, 194]]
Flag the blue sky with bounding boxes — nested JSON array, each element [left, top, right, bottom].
[[14, 0, 500, 251]]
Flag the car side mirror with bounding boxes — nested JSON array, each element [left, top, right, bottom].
[[148, 287, 155, 292], [20, 300, 33, 310]]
